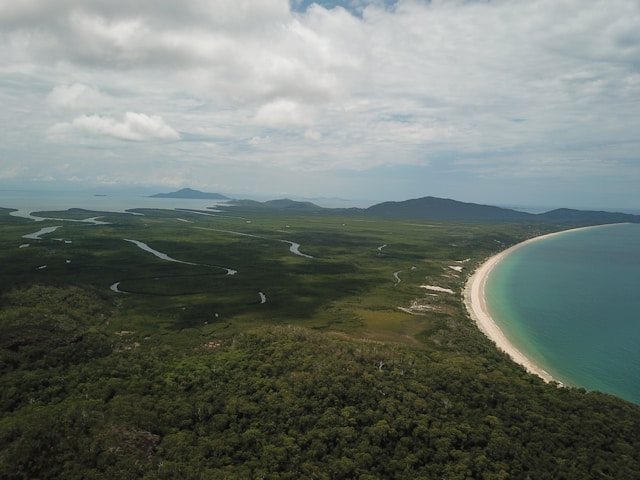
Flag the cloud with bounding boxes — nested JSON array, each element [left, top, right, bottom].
[[0, 160, 28, 180], [252, 99, 314, 128], [2, 0, 367, 104], [1, 0, 639, 207], [49, 112, 180, 141], [46, 83, 110, 111]]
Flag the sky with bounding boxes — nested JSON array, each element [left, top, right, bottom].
[[1, 0, 639, 209]]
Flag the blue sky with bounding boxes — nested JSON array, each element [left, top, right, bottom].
[[1, 0, 639, 209]]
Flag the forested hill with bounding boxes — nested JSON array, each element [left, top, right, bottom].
[[150, 188, 228, 200], [228, 198, 325, 211], [366, 197, 535, 222], [536, 207, 640, 224], [221, 195, 640, 224], [364, 196, 640, 224]]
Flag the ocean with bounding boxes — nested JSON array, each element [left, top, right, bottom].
[[0, 189, 370, 217], [486, 223, 640, 405], [0, 189, 227, 220]]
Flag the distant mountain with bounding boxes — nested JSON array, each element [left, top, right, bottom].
[[366, 196, 535, 222], [150, 188, 228, 200], [536, 208, 640, 224], [227, 198, 324, 211], [264, 199, 324, 210], [218, 194, 639, 225], [364, 196, 640, 224]]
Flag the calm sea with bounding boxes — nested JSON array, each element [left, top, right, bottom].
[[487, 223, 640, 404], [0, 190, 370, 217], [0, 190, 227, 220]]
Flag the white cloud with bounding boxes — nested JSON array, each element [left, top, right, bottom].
[[0, 160, 28, 179], [46, 83, 109, 111], [1, 0, 367, 103], [49, 112, 180, 141], [252, 99, 314, 128], [304, 129, 322, 141], [1, 0, 639, 207]]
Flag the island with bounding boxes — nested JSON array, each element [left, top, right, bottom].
[[149, 187, 229, 200]]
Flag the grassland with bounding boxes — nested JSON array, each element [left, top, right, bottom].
[[1, 205, 548, 343]]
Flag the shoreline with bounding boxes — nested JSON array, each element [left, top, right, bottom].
[[463, 223, 625, 384]]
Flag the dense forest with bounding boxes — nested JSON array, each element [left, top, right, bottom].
[[1, 206, 639, 479]]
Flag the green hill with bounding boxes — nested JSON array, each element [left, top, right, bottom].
[[366, 196, 534, 221], [365, 196, 640, 224], [150, 188, 229, 200], [227, 198, 324, 211]]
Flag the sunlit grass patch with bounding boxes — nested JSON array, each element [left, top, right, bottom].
[[353, 308, 408, 332]]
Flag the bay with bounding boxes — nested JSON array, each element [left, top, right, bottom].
[[486, 223, 640, 404], [0, 190, 226, 220]]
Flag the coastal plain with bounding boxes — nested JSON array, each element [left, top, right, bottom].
[[4, 204, 538, 343], [1, 203, 640, 478]]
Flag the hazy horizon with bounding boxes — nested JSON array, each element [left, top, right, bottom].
[[2, 185, 639, 215]]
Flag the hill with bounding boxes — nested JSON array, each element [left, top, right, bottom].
[[149, 188, 228, 200], [364, 196, 640, 224], [227, 198, 325, 211], [366, 196, 534, 221], [537, 207, 640, 224]]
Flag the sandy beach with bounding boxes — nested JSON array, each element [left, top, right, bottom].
[[463, 224, 623, 384]]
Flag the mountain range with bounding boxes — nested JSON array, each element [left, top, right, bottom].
[[153, 189, 639, 224], [228, 195, 640, 224], [364, 196, 640, 223]]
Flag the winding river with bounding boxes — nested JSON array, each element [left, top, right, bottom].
[[124, 239, 198, 265], [111, 239, 238, 295], [278, 240, 313, 258], [195, 227, 314, 258], [22, 226, 62, 240], [123, 239, 237, 274]]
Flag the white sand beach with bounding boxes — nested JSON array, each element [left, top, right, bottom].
[[463, 224, 624, 384]]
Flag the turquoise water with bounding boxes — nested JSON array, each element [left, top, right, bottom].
[[487, 223, 640, 404]]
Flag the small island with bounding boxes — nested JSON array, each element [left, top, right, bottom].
[[149, 188, 229, 200]]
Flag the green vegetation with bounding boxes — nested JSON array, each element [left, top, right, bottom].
[[1, 205, 639, 478], [150, 188, 229, 200]]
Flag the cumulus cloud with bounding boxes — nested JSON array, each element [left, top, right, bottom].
[[1, 0, 366, 103], [46, 83, 110, 111], [252, 99, 314, 128], [49, 112, 180, 141], [1, 0, 639, 206]]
